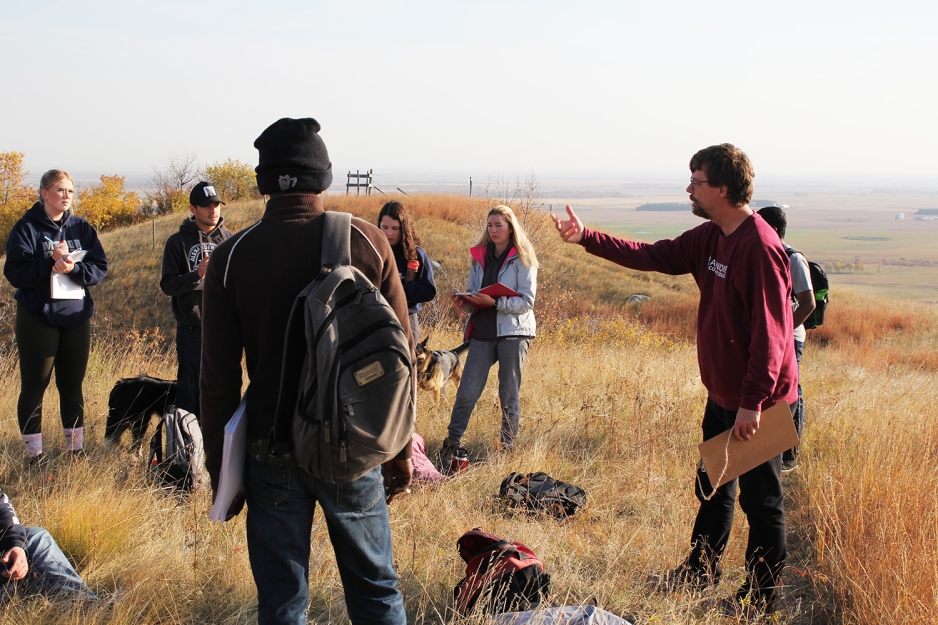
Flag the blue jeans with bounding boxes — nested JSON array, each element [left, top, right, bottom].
[[783, 339, 804, 464], [1, 527, 96, 600], [243, 457, 405, 625], [446, 337, 531, 448], [175, 325, 202, 416]]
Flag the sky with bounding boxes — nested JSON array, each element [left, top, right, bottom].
[[3, 0, 938, 186]]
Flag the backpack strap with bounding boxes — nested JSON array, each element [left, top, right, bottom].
[[273, 294, 308, 446], [271, 211, 352, 447], [321, 212, 352, 269], [148, 418, 165, 467]]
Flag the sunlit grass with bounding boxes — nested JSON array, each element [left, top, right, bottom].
[[0, 193, 934, 623]]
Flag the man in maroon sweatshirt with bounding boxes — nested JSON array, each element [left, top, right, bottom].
[[553, 144, 797, 615], [200, 118, 414, 625]]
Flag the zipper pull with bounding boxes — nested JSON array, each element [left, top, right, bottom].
[[323, 419, 331, 442], [339, 440, 347, 463]]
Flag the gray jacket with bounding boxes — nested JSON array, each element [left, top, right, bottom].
[[461, 244, 537, 339]]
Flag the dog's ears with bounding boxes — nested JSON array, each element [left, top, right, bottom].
[[416, 335, 430, 354]]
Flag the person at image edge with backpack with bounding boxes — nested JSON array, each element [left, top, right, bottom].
[[757, 206, 816, 471], [200, 118, 415, 625]]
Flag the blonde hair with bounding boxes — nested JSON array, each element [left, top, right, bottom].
[[38, 170, 74, 204], [474, 205, 539, 269]]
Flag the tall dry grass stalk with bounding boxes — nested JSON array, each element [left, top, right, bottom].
[[0, 192, 934, 623]]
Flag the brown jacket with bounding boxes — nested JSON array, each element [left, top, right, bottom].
[[200, 193, 414, 492]]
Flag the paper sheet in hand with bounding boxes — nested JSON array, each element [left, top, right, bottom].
[[697, 400, 797, 490], [50, 249, 89, 300], [210, 396, 248, 522]]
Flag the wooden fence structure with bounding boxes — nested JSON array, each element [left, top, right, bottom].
[[346, 170, 374, 195]]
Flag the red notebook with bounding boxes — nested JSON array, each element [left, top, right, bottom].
[[456, 283, 521, 298]]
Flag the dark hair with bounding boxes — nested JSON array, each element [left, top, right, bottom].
[[689, 144, 754, 207], [757, 206, 787, 239], [377, 201, 421, 261]]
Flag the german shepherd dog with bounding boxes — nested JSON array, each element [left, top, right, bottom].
[[415, 337, 470, 403], [105, 375, 177, 449]]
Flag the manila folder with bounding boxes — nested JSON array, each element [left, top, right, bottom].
[[210, 396, 248, 522], [697, 400, 797, 490]]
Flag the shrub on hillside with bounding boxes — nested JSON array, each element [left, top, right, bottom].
[[205, 158, 260, 202], [0, 151, 35, 250], [77, 175, 141, 231], [146, 151, 203, 215]]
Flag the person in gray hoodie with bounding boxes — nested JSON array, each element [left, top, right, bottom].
[[160, 182, 232, 418]]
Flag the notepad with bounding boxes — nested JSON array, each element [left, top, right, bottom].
[[210, 396, 248, 522], [697, 400, 798, 490], [50, 250, 88, 300], [455, 282, 522, 298]]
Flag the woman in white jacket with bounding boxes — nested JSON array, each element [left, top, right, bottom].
[[440, 205, 538, 469]]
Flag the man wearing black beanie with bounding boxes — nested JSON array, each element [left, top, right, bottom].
[[200, 117, 413, 625]]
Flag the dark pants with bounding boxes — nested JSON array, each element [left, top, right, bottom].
[[15, 303, 91, 435], [175, 325, 202, 416], [688, 398, 789, 601], [783, 340, 804, 464]]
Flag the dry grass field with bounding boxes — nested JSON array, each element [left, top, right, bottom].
[[0, 193, 935, 624]]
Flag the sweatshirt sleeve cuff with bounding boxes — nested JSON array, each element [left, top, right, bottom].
[[578, 227, 595, 247]]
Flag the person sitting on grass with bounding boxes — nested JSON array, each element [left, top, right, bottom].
[[0, 488, 96, 601]]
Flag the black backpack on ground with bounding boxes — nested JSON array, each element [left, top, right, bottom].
[[786, 247, 829, 329], [500, 472, 587, 518], [454, 529, 551, 616], [273, 211, 415, 484], [147, 406, 206, 493]]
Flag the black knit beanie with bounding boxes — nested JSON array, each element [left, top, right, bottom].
[[254, 117, 333, 195]]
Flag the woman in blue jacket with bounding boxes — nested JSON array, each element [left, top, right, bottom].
[[439, 205, 538, 468], [4, 170, 108, 462], [377, 201, 436, 343]]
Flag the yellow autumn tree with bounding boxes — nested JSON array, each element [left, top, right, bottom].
[[204, 158, 259, 202], [0, 151, 36, 250], [77, 175, 140, 231]]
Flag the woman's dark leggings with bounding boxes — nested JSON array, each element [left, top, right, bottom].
[[15, 303, 91, 435]]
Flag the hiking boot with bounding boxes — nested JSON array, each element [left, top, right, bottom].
[[437, 440, 458, 474], [26, 452, 46, 468], [647, 562, 721, 593]]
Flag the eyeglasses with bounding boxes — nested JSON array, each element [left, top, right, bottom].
[[689, 177, 710, 189]]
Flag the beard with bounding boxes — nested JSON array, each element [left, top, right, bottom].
[[690, 196, 710, 220]]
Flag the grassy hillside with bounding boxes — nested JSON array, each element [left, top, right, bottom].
[[0, 193, 935, 624]]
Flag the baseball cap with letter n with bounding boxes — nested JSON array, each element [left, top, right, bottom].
[[190, 181, 226, 207]]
